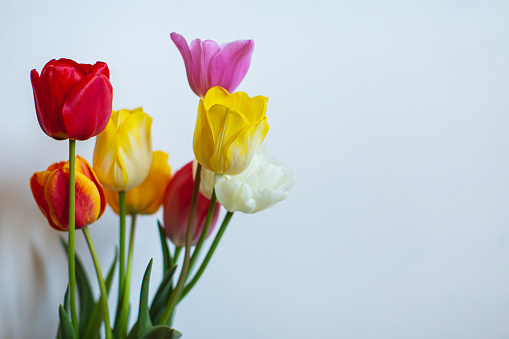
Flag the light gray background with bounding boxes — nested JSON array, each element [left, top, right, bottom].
[[1, 0, 509, 338]]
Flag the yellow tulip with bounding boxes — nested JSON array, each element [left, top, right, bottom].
[[93, 107, 153, 191], [103, 151, 172, 215], [193, 86, 269, 175]]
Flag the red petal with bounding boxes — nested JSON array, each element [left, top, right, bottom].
[[30, 69, 53, 137], [90, 62, 110, 78], [30, 171, 63, 231], [40, 61, 84, 115], [74, 170, 101, 228], [76, 156, 107, 218], [44, 169, 69, 231], [62, 74, 113, 140]]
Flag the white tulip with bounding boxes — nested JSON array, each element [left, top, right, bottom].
[[198, 148, 295, 213]]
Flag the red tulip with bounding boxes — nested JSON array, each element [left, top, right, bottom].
[[30, 58, 113, 140], [163, 161, 220, 247], [30, 156, 107, 231]]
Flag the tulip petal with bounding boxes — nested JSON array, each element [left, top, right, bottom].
[[251, 188, 289, 213], [44, 168, 102, 230], [90, 62, 110, 78], [44, 169, 69, 230], [214, 178, 256, 213], [75, 156, 107, 219], [40, 60, 84, 117], [74, 170, 102, 228], [171, 33, 198, 95], [30, 171, 63, 230], [210, 39, 254, 93], [224, 117, 269, 175], [208, 106, 251, 174], [62, 74, 113, 140], [193, 99, 216, 171], [30, 69, 68, 139], [190, 39, 221, 96]]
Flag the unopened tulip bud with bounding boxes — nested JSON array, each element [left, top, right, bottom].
[[163, 161, 220, 247], [30, 156, 106, 231]]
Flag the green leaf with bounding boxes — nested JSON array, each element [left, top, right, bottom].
[[58, 304, 76, 339], [149, 266, 176, 323], [63, 285, 70, 314], [83, 247, 118, 339], [136, 259, 154, 338], [139, 325, 182, 339], [56, 286, 71, 339], [157, 221, 172, 274], [60, 238, 95, 334], [126, 322, 138, 339]]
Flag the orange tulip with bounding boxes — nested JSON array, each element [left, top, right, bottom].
[[103, 151, 172, 215], [30, 156, 106, 231]]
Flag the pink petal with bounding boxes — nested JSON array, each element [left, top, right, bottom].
[[210, 39, 254, 93]]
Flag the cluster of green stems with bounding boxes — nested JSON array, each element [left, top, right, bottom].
[[66, 141, 234, 339]]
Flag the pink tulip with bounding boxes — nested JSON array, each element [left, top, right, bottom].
[[163, 161, 220, 247], [170, 32, 254, 97]]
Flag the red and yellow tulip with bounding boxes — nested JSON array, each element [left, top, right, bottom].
[[30, 156, 107, 231]]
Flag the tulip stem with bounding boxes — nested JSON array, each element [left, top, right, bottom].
[[68, 139, 79, 338], [115, 191, 127, 337], [120, 214, 137, 338], [82, 227, 112, 339], [180, 212, 234, 301], [158, 164, 202, 325], [187, 189, 217, 280]]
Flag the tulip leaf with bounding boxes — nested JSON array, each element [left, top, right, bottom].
[[56, 286, 71, 339], [149, 266, 176, 323], [58, 304, 77, 339], [139, 325, 182, 339], [137, 259, 154, 338], [83, 247, 118, 339], [63, 285, 70, 314], [157, 221, 172, 274], [126, 322, 138, 339]]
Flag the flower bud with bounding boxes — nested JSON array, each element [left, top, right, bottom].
[[30, 58, 113, 140], [93, 108, 153, 191], [30, 156, 107, 231], [170, 32, 254, 97], [193, 86, 269, 175], [163, 161, 220, 247], [104, 151, 172, 215]]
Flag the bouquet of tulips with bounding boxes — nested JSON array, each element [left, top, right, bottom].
[[29, 32, 295, 339]]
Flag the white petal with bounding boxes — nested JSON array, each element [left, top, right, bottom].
[[251, 189, 289, 213], [214, 179, 256, 213]]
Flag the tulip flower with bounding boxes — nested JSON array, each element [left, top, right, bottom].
[[193, 86, 269, 176], [93, 107, 153, 192], [30, 58, 113, 140], [200, 148, 295, 213], [103, 151, 172, 215], [170, 32, 254, 97], [30, 156, 107, 231], [163, 161, 220, 247]]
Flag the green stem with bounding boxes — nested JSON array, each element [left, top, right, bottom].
[[157, 164, 202, 325], [120, 214, 137, 339], [187, 189, 217, 280], [115, 191, 127, 336], [82, 227, 112, 339], [180, 212, 234, 301], [173, 246, 182, 266], [68, 139, 79, 338]]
